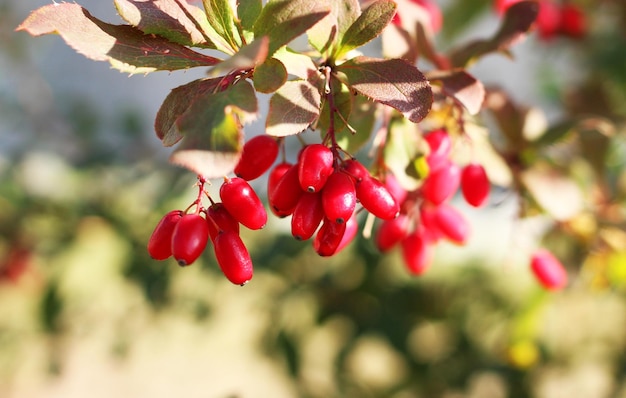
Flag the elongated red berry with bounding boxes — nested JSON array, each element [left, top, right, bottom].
[[356, 176, 400, 220], [322, 171, 356, 224], [530, 249, 567, 290], [313, 218, 347, 257], [291, 192, 325, 241], [424, 129, 451, 173], [433, 204, 470, 245], [268, 162, 292, 199], [559, 4, 586, 39], [206, 202, 239, 241], [214, 230, 253, 285], [234, 135, 279, 181], [422, 161, 460, 205], [375, 214, 410, 252], [419, 206, 444, 243], [171, 213, 209, 266], [384, 172, 408, 205], [461, 163, 490, 207], [342, 158, 370, 181], [298, 144, 334, 192], [401, 230, 433, 275], [536, 0, 561, 40], [148, 210, 183, 260], [269, 163, 303, 217], [336, 212, 358, 254], [220, 177, 267, 230]]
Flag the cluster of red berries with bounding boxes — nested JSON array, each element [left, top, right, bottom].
[[495, 0, 587, 40], [373, 129, 490, 274]]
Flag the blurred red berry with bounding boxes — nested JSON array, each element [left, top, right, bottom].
[[433, 204, 470, 245], [401, 230, 433, 275], [422, 161, 460, 205], [530, 249, 568, 290], [559, 4, 586, 39], [375, 214, 410, 252], [461, 163, 490, 207]]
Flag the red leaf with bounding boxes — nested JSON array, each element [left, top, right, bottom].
[[427, 69, 485, 115]]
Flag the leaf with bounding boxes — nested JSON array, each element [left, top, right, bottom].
[[334, 0, 396, 59], [317, 78, 353, 136], [113, 0, 218, 49], [155, 77, 223, 146], [336, 56, 432, 123], [427, 69, 485, 115], [448, 1, 539, 67], [336, 95, 378, 154], [273, 47, 319, 79], [253, 0, 331, 56], [384, 116, 424, 191], [266, 79, 323, 137], [17, 4, 220, 74], [169, 80, 258, 177], [207, 36, 269, 76], [253, 57, 288, 93], [203, 0, 242, 51], [521, 166, 584, 221], [238, 0, 263, 32], [307, 0, 361, 54]]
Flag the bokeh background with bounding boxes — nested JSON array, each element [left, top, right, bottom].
[[2, 0, 626, 397]]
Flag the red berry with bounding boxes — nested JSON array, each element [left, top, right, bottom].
[[148, 210, 183, 260], [335, 212, 359, 254], [220, 177, 267, 230], [530, 249, 567, 290], [356, 176, 400, 220], [384, 172, 408, 205], [375, 214, 410, 252], [234, 135, 279, 181], [322, 171, 357, 224], [214, 230, 253, 285], [291, 192, 325, 241], [419, 206, 444, 243], [559, 4, 586, 39], [493, 0, 523, 15], [433, 204, 470, 245], [424, 129, 451, 173], [401, 230, 433, 275], [298, 144, 334, 192], [269, 163, 304, 217], [536, 0, 561, 40], [461, 163, 490, 207], [313, 218, 347, 257], [422, 161, 460, 205], [171, 213, 209, 266], [342, 158, 370, 181], [268, 162, 292, 199], [206, 202, 240, 241]]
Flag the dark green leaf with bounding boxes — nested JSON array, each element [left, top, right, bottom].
[[253, 0, 331, 56], [335, 0, 396, 59], [203, 0, 242, 51], [17, 4, 220, 74], [266, 79, 323, 136], [238, 0, 263, 33], [114, 0, 218, 49], [336, 56, 432, 123], [253, 57, 288, 93]]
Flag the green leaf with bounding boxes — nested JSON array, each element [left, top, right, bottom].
[[253, 58, 288, 93], [384, 116, 424, 191], [449, 1, 539, 67], [17, 4, 220, 74], [335, 94, 378, 154], [113, 0, 218, 49], [208, 36, 269, 76], [427, 69, 485, 115], [169, 80, 258, 178], [336, 56, 432, 123], [238, 0, 263, 32], [266, 79, 323, 137], [307, 0, 361, 54], [253, 0, 331, 56], [317, 78, 353, 136], [203, 0, 242, 51], [334, 0, 396, 59]]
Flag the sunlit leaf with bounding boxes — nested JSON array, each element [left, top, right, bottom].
[[307, 0, 360, 54], [203, 0, 242, 51], [266, 79, 323, 137], [336, 56, 432, 123], [253, 57, 288, 93], [208, 36, 269, 76], [448, 1, 539, 67], [384, 116, 424, 191], [334, 0, 396, 59], [17, 4, 220, 74], [521, 166, 584, 221], [113, 0, 218, 49], [253, 0, 331, 56], [273, 47, 319, 79], [427, 69, 485, 115]]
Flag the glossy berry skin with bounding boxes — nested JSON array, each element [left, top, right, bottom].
[[322, 171, 357, 224], [220, 177, 267, 230], [433, 204, 470, 245], [148, 210, 183, 260], [269, 163, 304, 217], [291, 192, 325, 241], [461, 163, 490, 207], [401, 231, 433, 275], [356, 176, 400, 220], [530, 249, 567, 290], [422, 162, 460, 205], [234, 135, 279, 181], [375, 214, 410, 252], [214, 230, 253, 285], [342, 158, 370, 181], [171, 213, 209, 266], [313, 218, 347, 257], [298, 144, 334, 192], [206, 202, 240, 241], [424, 129, 452, 174], [268, 162, 292, 200], [335, 212, 359, 254]]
